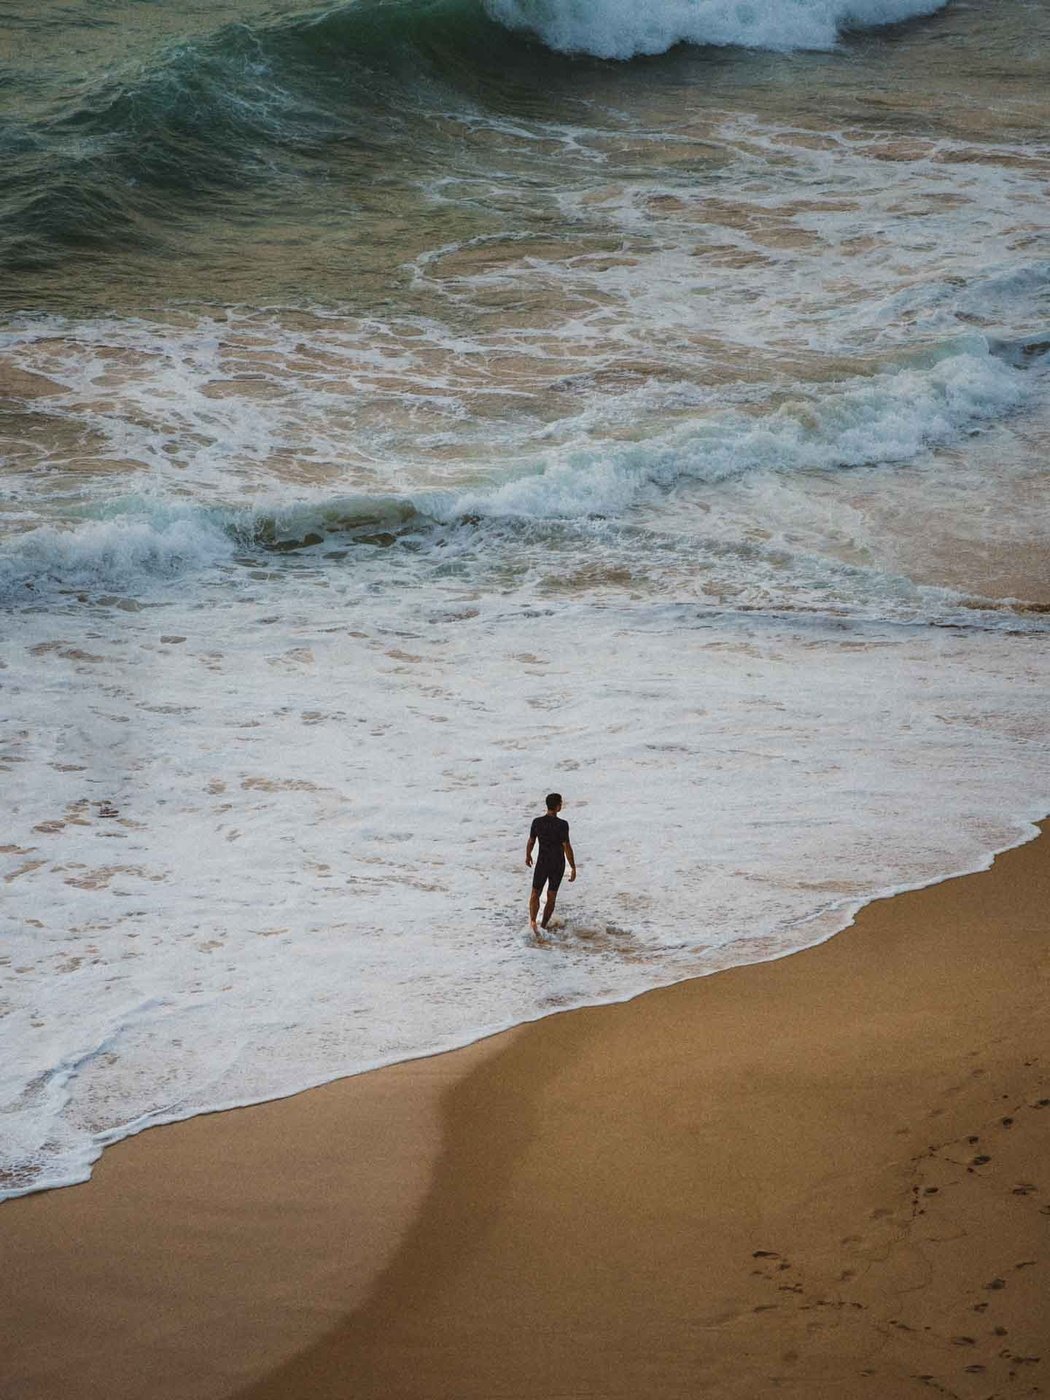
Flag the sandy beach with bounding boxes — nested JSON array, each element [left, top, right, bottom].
[[2, 824, 1047, 1399]]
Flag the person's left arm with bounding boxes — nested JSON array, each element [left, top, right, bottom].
[[563, 835, 576, 882]]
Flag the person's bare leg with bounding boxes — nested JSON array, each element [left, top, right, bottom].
[[540, 889, 558, 929], [529, 888, 540, 932]]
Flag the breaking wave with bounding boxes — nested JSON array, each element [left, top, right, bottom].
[[486, 0, 950, 59], [0, 0, 952, 267], [0, 337, 1030, 602]]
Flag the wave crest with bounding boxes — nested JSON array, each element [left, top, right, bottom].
[[485, 0, 950, 58], [0, 515, 235, 598]]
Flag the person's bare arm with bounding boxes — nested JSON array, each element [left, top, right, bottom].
[[526, 834, 536, 868], [563, 839, 576, 881]]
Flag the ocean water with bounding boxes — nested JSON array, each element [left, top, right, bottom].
[[2, 0, 1048, 1200]]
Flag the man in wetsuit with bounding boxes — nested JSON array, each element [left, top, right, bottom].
[[526, 792, 577, 934]]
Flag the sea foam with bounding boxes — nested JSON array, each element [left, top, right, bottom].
[[457, 342, 1026, 520], [4, 584, 1047, 1200], [0, 515, 234, 600], [0, 340, 1027, 602], [485, 0, 950, 58]]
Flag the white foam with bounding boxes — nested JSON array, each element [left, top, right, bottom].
[[0, 339, 1029, 604], [3, 585, 1047, 1199], [452, 342, 1027, 519], [485, 0, 949, 58], [2, 113, 1045, 523], [0, 514, 234, 599]]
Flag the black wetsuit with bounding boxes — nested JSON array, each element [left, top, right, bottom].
[[530, 813, 569, 893]]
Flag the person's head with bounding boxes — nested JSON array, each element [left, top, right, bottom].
[[545, 792, 563, 813]]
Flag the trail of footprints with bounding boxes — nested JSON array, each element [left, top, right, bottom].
[[745, 1086, 1048, 1397]]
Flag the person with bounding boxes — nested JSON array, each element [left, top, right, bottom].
[[526, 792, 576, 934]]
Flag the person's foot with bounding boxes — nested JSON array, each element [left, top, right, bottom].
[[529, 919, 539, 934]]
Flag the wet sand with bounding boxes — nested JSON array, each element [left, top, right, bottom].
[[2, 825, 1048, 1400]]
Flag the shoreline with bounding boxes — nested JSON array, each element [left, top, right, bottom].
[[2, 823, 1048, 1398], [6, 812, 1047, 1206]]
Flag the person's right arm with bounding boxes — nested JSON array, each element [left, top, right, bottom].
[[563, 838, 576, 881]]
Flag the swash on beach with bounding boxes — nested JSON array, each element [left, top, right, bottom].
[[1, 0, 1048, 1199]]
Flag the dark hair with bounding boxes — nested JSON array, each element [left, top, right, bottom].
[[545, 792, 562, 810]]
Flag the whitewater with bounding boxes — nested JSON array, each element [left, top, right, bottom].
[[486, 0, 951, 57], [1, 0, 1049, 1199]]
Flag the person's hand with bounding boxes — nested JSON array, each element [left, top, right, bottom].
[[526, 855, 533, 868], [569, 867, 577, 882]]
